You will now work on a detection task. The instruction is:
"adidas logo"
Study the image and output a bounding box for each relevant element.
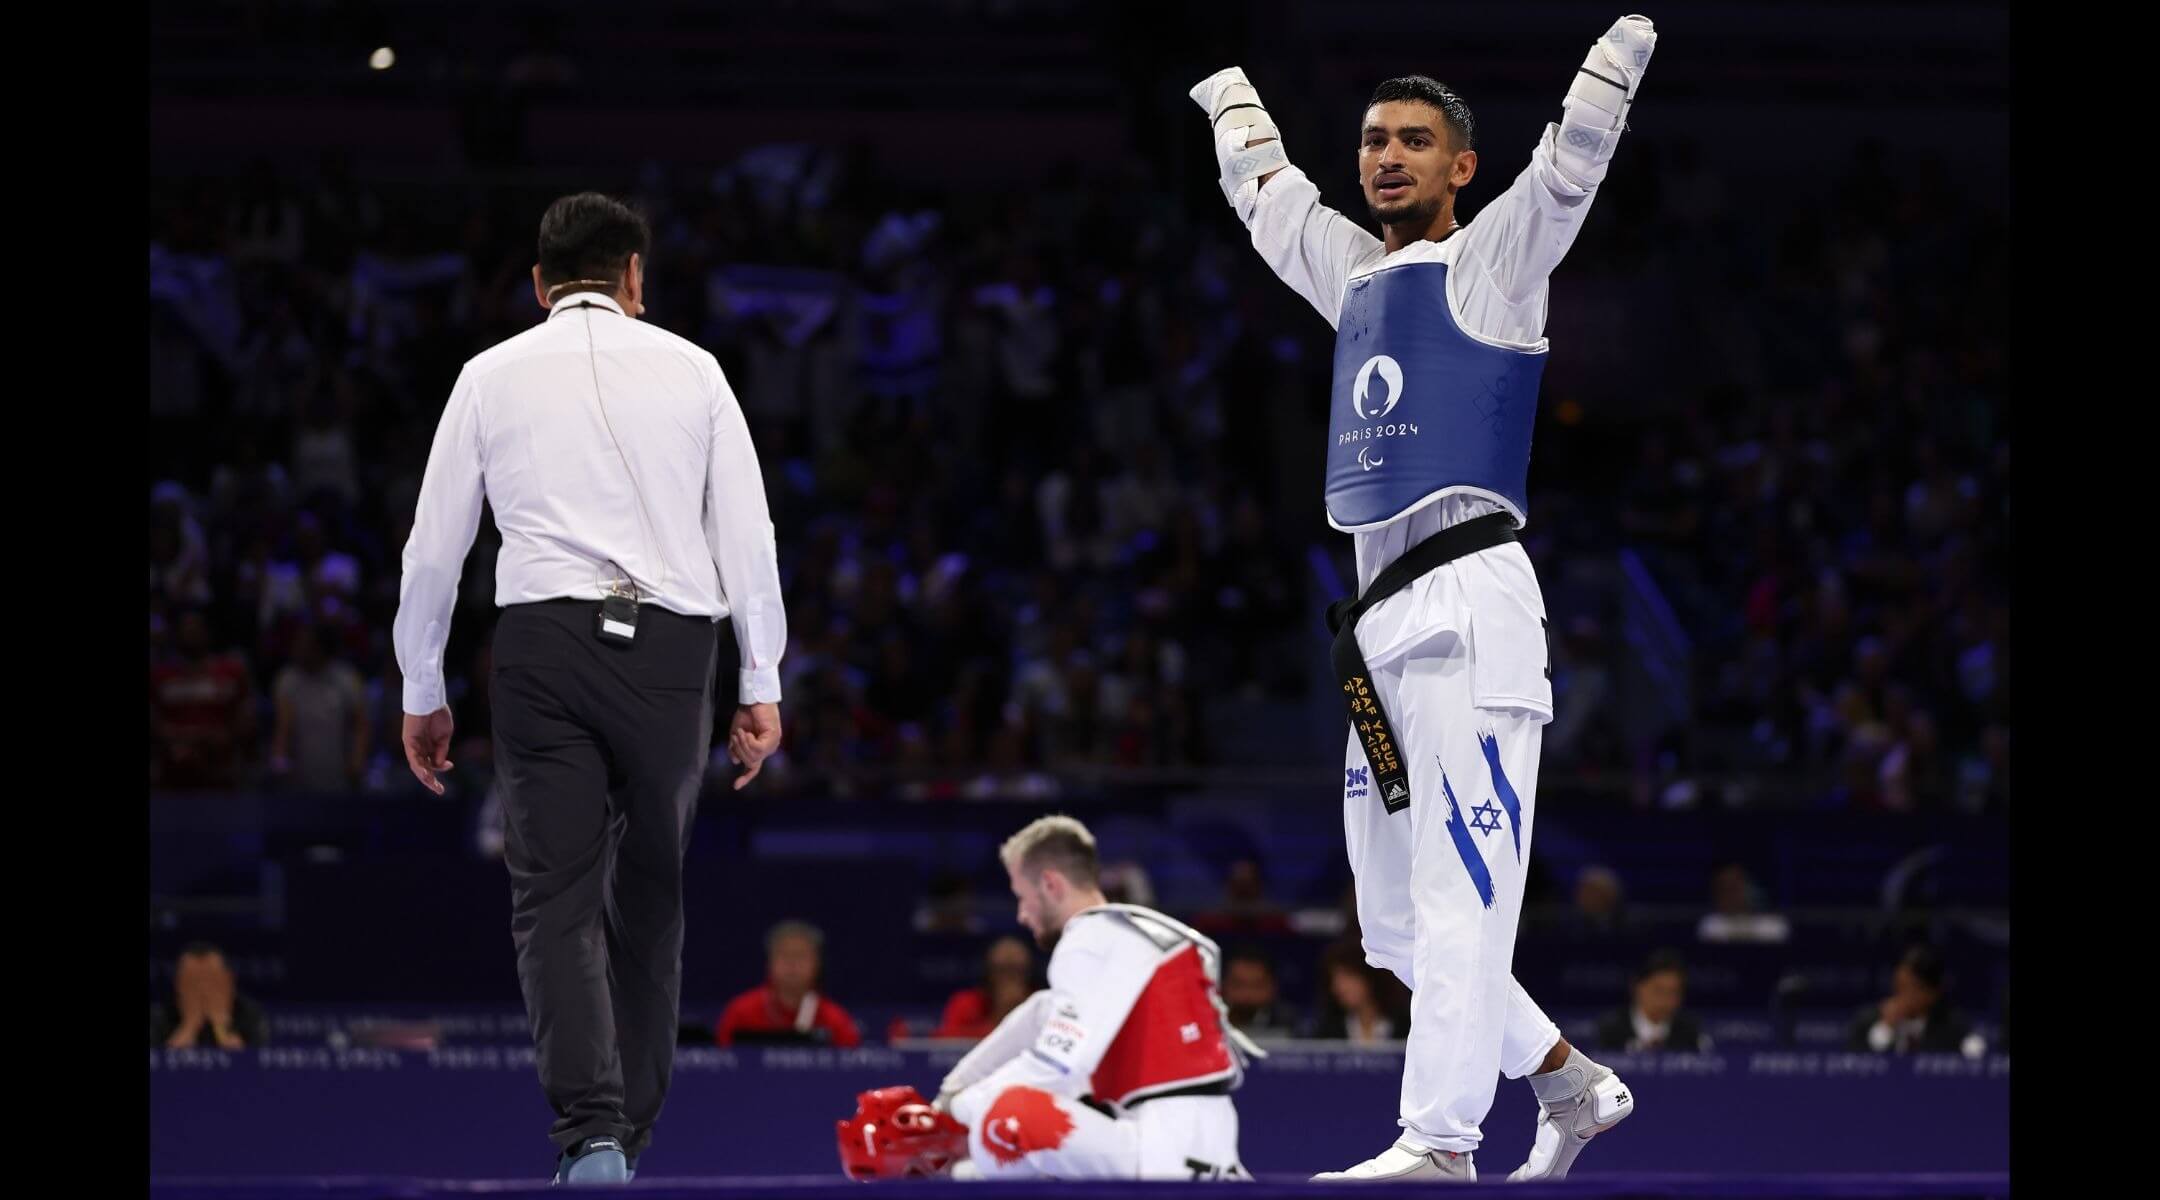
[1386,782,1408,801]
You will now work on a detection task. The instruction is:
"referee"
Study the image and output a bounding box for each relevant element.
[393,192,786,1185]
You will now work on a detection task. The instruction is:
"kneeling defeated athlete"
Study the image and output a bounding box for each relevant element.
[836,815,1262,1181]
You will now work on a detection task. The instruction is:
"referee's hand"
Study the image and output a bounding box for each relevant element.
[402,707,456,795]
[727,702,783,790]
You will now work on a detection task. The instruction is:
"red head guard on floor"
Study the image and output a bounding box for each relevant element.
[836,1085,969,1181]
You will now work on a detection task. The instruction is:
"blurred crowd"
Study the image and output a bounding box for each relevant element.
[149,126,2005,813]
[175,911,1974,1057]
[700,835,1988,1053]
[1591,140,2009,813]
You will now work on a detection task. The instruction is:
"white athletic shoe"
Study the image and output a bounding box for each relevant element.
[1506,1063,1635,1181]
[1311,1138,1475,1182]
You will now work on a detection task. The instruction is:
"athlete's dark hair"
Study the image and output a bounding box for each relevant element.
[1367,75,1476,152]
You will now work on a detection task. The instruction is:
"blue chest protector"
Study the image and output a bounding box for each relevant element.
[1324,260,1547,530]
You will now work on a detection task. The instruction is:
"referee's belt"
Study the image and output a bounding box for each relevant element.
[1324,511,1518,816]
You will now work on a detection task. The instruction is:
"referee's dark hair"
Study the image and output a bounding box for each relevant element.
[1368,75,1477,152]
[536,192,651,287]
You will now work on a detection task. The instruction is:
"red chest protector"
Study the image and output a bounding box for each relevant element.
[1075,908,1247,1108]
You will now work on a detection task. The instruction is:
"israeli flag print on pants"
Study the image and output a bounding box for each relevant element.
[1339,615,1565,1155]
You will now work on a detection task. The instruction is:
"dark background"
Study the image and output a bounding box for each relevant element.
[146,0,2010,1063]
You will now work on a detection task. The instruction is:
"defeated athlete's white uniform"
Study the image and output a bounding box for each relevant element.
[936,905,1250,1180]
[1239,132,1611,1154]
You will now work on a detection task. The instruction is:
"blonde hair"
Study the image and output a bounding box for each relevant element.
[999,814,1100,887]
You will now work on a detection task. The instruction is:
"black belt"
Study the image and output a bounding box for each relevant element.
[506,598,708,624]
[1324,512,1518,815]
[1090,1077,1237,1116]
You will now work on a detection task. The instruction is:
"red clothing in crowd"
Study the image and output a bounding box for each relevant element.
[934,987,998,1039]
[150,653,253,786]
[715,984,862,1048]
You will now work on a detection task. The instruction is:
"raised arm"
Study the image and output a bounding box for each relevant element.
[1191,66,1381,329]
[1452,15,1658,309]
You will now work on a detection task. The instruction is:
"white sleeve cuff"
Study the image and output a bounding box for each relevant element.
[739,667,782,705]
[403,678,446,716]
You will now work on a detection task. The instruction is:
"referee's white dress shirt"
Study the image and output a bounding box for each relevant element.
[393,291,786,715]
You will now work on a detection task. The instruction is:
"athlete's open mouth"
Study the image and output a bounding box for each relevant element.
[1373,173,1412,200]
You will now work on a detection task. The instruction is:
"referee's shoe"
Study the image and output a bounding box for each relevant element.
[553,1136,629,1186]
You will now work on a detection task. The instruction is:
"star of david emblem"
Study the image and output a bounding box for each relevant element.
[1469,801,1504,836]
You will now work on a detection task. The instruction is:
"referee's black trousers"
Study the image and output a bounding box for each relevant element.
[490,599,730,1161]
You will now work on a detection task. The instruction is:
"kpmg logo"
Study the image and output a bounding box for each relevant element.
[1352,354,1403,420]
[1345,765,1370,799]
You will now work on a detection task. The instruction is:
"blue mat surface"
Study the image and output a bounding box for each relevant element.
[149,1174,2012,1199]
[153,1048,2009,1180]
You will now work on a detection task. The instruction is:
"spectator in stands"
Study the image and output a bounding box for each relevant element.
[1192,858,1291,936]
[1097,860,1156,907]
[1220,947,1299,1038]
[1847,945,1976,1055]
[150,609,257,789]
[1595,950,1711,1053]
[1570,865,1629,935]
[715,920,863,1047]
[268,623,370,792]
[913,870,984,934]
[149,482,213,610]
[1313,939,1410,1044]
[151,943,269,1049]
[933,935,1035,1039]
[1697,862,1792,944]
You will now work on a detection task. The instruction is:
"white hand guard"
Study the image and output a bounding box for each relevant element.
[1554,14,1657,189]
[1190,66,1289,220]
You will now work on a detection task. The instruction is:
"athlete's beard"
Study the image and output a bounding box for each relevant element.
[1033,923,1062,955]
[1367,191,1443,229]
